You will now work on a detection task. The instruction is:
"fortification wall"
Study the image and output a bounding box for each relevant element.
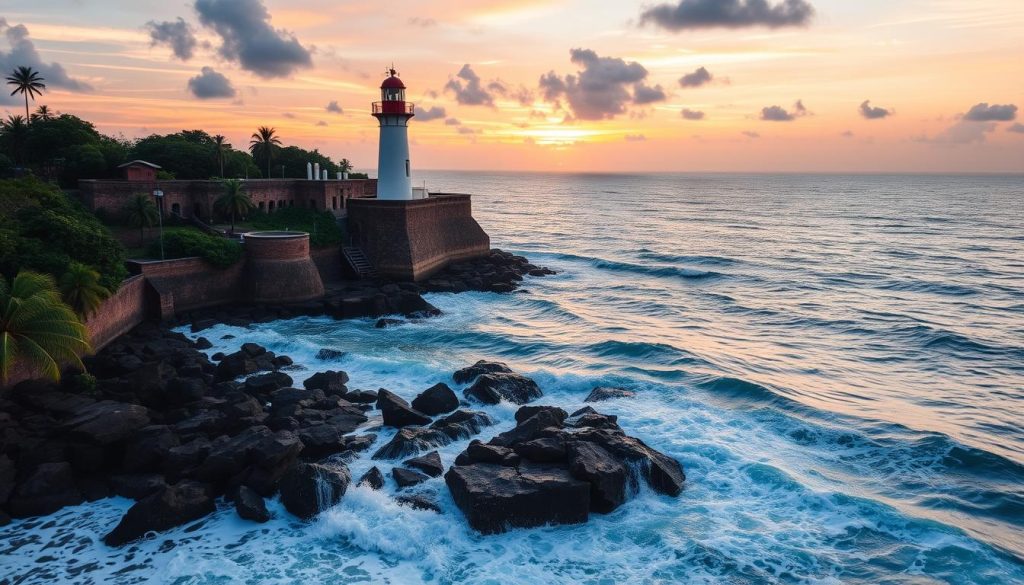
[347,194,490,281]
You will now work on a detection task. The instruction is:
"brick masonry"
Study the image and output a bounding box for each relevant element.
[79,178,377,220]
[347,194,490,281]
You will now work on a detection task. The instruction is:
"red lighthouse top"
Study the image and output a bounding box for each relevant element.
[373,68,415,116]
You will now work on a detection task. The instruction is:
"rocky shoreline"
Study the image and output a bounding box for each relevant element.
[0,250,684,543]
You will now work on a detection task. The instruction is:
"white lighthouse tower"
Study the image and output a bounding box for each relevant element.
[372,68,415,200]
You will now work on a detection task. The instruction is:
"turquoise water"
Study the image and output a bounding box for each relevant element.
[1,172,1022,584]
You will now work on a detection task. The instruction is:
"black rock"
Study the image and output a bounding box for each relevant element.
[377,389,432,428]
[60,401,150,445]
[241,343,267,357]
[430,409,494,440]
[304,371,349,395]
[571,428,685,497]
[8,462,83,518]
[194,337,213,350]
[566,441,627,513]
[584,387,636,402]
[245,372,294,398]
[489,409,565,448]
[411,383,459,416]
[103,481,215,546]
[279,461,350,520]
[297,424,348,459]
[315,348,346,361]
[514,436,567,463]
[235,485,271,523]
[569,412,620,431]
[191,319,217,333]
[457,441,519,467]
[372,427,451,460]
[404,451,444,477]
[109,474,168,500]
[375,318,403,328]
[515,405,567,425]
[0,455,15,505]
[392,467,430,488]
[452,360,513,384]
[445,462,590,534]
[344,390,378,404]
[464,373,542,405]
[395,494,440,513]
[357,466,385,490]
[569,406,597,418]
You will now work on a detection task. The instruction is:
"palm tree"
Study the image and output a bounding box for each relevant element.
[249,126,281,179]
[0,115,29,165]
[124,194,159,245]
[30,105,54,122]
[213,134,231,177]
[6,66,46,122]
[1,271,91,384]
[214,179,254,234]
[59,263,111,318]
[338,158,352,175]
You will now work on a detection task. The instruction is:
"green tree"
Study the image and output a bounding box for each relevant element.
[0,270,91,384]
[0,115,29,165]
[338,158,352,174]
[213,134,230,177]
[30,105,54,122]
[214,179,254,234]
[59,262,110,318]
[249,126,281,179]
[5,66,46,122]
[124,194,159,244]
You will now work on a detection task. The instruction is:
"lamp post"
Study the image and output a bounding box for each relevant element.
[153,189,165,261]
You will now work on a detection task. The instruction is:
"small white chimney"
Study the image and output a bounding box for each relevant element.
[306,162,312,180]
[314,162,321,181]
[322,169,328,180]
[342,171,349,180]
[336,171,342,180]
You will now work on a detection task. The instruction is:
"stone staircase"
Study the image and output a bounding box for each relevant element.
[343,247,377,279]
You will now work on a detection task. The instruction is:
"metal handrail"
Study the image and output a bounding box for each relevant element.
[372,102,415,115]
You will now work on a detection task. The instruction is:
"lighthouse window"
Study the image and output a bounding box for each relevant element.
[405,160,410,177]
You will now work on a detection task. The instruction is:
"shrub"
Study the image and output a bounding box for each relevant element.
[249,207,343,247]
[151,228,243,268]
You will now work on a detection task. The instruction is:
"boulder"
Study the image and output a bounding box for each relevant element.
[372,427,451,460]
[8,462,83,518]
[566,441,627,513]
[392,467,430,489]
[304,371,349,395]
[244,372,294,399]
[278,461,350,520]
[235,485,271,523]
[515,405,567,425]
[430,409,494,440]
[109,474,168,500]
[445,462,590,534]
[569,412,620,431]
[395,494,440,513]
[514,437,567,463]
[489,409,565,448]
[60,401,150,445]
[584,387,636,402]
[344,390,378,404]
[377,389,432,428]
[241,343,267,357]
[298,424,349,460]
[455,441,519,467]
[315,348,346,361]
[103,481,215,546]
[404,451,444,477]
[464,373,542,405]
[375,318,403,329]
[357,466,385,490]
[194,337,213,350]
[452,360,513,384]
[411,383,459,416]
[163,437,212,480]
[571,428,685,496]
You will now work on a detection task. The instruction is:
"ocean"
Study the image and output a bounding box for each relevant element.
[2,172,1022,584]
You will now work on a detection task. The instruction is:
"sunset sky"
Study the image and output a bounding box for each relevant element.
[2,0,1022,173]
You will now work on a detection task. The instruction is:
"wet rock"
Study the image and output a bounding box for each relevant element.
[103,481,215,546]
[372,427,451,460]
[445,462,590,534]
[377,389,432,428]
[344,434,377,454]
[235,485,270,523]
[430,409,494,441]
[297,424,348,459]
[395,494,440,513]
[566,441,627,513]
[357,466,385,490]
[584,387,635,402]
[8,462,83,518]
[304,371,349,395]
[514,437,567,463]
[60,401,150,445]
[375,318,402,328]
[411,383,459,416]
[515,405,568,425]
[109,473,168,500]
[452,360,513,384]
[571,428,685,497]
[194,337,213,350]
[344,390,378,404]
[404,451,444,477]
[455,441,519,467]
[569,412,620,431]
[392,467,430,488]
[464,373,542,405]
[244,372,294,399]
[278,461,350,520]
[489,409,565,448]
[315,348,345,361]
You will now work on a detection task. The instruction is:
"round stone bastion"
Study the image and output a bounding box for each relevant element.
[242,231,325,303]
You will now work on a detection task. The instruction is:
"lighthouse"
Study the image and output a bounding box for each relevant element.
[372,68,415,200]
